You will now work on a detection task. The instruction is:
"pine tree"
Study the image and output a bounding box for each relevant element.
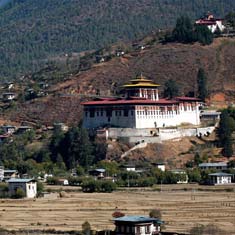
[172,16,194,43]
[163,79,179,99]
[197,68,208,102]
[217,110,235,157]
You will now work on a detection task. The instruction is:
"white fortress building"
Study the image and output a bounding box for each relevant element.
[82,75,201,131]
[195,13,225,33]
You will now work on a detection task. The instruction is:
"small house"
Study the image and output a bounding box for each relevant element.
[200,110,221,124]
[199,162,227,171]
[2,92,16,101]
[208,172,233,185]
[4,169,19,181]
[8,178,37,198]
[113,215,164,235]
[89,168,106,179]
[58,178,69,186]
[1,125,16,134]
[17,126,32,134]
[152,163,165,172]
[53,122,69,132]
[124,165,136,172]
[170,169,188,184]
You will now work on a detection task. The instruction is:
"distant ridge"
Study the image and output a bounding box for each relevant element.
[0,0,235,79]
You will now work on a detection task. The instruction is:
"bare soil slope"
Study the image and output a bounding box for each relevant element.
[8,38,235,125]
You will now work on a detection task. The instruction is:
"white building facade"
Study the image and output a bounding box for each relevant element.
[208,173,233,185]
[114,216,163,235]
[195,13,225,33]
[82,75,201,129]
[8,179,37,198]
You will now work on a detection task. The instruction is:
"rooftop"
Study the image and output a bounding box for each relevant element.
[209,172,233,176]
[7,178,35,183]
[199,162,227,167]
[113,215,163,224]
[122,74,160,88]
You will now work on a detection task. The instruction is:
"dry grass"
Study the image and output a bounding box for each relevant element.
[0,185,234,234]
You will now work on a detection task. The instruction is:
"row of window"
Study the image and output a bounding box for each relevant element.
[116,225,151,234]
[86,110,134,118]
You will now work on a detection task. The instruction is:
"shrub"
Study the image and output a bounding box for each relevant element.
[149,209,162,219]
[13,188,26,199]
[47,177,59,185]
[112,211,125,218]
[82,221,91,235]
[81,179,116,193]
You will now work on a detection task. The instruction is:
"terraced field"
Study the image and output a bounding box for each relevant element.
[0,185,234,234]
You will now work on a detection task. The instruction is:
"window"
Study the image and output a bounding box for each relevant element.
[90,109,95,117]
[124,109,128,117]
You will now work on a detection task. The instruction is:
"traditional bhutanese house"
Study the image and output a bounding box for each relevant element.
[208,172,233,185]
[7,178,37,198]
[195,13,225,33]
[113,215,164,235]
[82,75,201,129]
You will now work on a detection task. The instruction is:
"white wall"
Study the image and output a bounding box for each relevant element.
[26,182,37,198]
[135,108,200,128]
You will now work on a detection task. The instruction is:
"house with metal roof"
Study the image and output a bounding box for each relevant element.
[208,172,233,185]
[7,178,37,198]
[89,168,106,179]
[113,215,163,235]
[199,162,227,171]
[4,169,19,181]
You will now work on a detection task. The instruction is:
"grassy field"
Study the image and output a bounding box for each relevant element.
[0,185,234,234]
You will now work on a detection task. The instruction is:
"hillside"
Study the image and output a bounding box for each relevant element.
[1,0,235,78]
[5,38,235,126]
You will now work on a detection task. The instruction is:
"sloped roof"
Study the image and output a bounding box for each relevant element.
[7,178,35,183]
[113,215,163,224]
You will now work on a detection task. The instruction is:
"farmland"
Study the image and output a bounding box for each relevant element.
[0,185,234,234]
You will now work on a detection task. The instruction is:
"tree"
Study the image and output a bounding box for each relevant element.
[225,12,235,27]
[163,79,179,99]
[149,209,162,219]
[82,221,91,235]
[194,25,214,45]
[13,188,26,199]
[217,110,235,157]
[172,16,194,43]
[197,68,208,102]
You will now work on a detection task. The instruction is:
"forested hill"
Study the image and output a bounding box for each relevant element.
[1,0,235,79]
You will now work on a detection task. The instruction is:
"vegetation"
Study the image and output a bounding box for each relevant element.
[163,79,179,98]
[149,209,162,219]
[81,179,117,193]
[0,0,234,79]
[82,221,91,235]
[217,109,235,157]
[169,16,214,45]
[197,68,208,102]
[13,187,26,199]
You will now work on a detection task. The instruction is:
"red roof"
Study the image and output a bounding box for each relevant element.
[82,98,194,106]
[175,97,201,101]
